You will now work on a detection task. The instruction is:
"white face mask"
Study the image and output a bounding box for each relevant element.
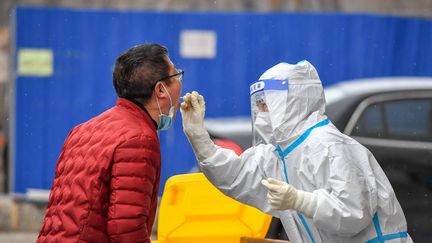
[253,111,274,145]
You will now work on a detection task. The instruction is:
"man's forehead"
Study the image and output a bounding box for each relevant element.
[165,56,176,70]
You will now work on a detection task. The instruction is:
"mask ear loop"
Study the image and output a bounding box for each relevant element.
[155,93,163,115]
[155,82,173,116]
[161,82,173,108]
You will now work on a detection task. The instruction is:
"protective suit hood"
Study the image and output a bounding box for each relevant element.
[251,60,327,148]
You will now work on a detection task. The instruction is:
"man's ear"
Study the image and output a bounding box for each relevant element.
[154,81,167,99]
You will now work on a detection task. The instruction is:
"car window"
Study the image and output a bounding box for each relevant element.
[352,98,432,141]
[351,104,384,138]
[384,99,432,141]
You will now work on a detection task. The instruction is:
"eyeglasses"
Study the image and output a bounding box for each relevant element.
[157,69,184,82]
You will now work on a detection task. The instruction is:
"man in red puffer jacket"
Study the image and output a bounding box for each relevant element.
[38,43,183,242]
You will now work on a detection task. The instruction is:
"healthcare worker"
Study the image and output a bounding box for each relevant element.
[180,61,412,243]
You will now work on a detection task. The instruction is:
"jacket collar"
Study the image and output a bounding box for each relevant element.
[116,98,158,130]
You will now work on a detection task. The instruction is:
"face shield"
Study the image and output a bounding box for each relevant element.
[250,79,288,146]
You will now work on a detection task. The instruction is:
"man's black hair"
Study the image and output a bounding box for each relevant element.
[113,43,169,104]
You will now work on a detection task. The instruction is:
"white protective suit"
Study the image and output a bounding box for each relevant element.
[181,61,412,243]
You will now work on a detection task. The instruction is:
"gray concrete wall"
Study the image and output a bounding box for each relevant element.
[0,196,45,232]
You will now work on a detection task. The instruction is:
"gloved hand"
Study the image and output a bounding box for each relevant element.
[261,178,318,218]
[180,91,216,161]
[180,91,206,136]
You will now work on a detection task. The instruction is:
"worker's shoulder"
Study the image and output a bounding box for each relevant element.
[308,124,359,147]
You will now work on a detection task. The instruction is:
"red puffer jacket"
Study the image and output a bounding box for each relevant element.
[38,98,161,243]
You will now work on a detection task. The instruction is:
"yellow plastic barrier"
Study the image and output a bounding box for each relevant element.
[154,173,272,243]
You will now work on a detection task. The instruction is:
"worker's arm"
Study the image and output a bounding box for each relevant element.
[180,91,281,215]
